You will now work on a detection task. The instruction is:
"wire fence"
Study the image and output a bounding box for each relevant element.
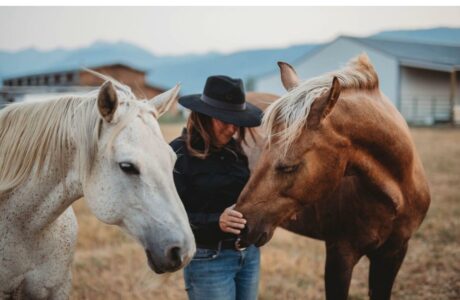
[1,89,457,126]
[400,95,452,125]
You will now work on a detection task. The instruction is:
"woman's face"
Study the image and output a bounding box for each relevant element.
[211,118,238,146]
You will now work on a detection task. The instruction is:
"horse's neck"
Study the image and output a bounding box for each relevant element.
[334,90,416,212]
[2,151,83,233]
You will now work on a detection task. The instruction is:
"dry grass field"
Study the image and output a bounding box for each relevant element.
[70,124,460,300]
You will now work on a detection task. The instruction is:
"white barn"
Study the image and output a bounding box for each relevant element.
[255,36,460,125]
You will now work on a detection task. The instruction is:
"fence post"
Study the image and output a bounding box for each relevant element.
[450,70,457,125]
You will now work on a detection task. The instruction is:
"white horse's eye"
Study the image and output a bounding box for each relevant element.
[119,162,140,175]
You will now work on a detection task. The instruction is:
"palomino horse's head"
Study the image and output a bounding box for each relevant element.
[236,56,379,247]
[84,81,195,273]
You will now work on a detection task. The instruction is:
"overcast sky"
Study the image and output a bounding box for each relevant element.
[1,6,460,55]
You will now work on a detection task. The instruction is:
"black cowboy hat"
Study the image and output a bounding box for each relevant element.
[178,75,263,127]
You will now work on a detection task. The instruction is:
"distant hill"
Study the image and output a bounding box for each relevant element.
[1,27,459,93]
[0,41,317,94]
[0,41,186,77]
[147,44,317,94]
[372,27,460,46]
[0,48,69,78]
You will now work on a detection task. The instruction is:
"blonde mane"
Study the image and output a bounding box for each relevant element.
[263,53,379,154]
[0,72,139,196]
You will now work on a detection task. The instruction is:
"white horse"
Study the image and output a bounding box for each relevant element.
[0,76,195,299]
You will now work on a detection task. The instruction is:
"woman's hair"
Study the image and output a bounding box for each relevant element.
[184,111,251,159]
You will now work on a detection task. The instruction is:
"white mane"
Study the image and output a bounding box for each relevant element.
[0,72,140,196]
[262,53,379,154]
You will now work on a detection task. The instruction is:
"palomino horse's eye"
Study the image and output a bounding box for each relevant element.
[276,164,300,174]
[119,162,140,175]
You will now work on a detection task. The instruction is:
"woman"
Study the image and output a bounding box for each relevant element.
[170,75,263,300]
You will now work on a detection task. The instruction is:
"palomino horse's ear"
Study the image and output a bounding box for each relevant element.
[278,61,299,91]
[97,81,118,123]
[326,76,341,115]
[150,84,181,118]
[307,77,341,129]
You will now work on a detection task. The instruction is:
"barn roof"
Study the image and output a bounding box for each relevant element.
[345,36,460,71]
[256,36,460,83]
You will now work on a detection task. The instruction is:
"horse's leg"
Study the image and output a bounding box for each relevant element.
[324,240,362,300]
[49,270,72,300]
[368,242,408,300]
[8,280,25,300]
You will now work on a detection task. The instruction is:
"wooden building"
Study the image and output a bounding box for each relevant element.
[1,63,166,107]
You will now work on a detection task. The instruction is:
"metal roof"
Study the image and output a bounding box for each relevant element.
[344,36,460,71]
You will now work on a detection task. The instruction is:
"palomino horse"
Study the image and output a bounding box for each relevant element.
[0,76,195,299]
[237,54,430,300]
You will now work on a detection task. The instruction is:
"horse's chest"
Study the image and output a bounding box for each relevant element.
[293,179,394,246]
[332,193,396,250]
[0,228,31,290]
[0,208,77,292]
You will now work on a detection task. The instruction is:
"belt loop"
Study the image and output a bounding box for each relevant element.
[217,240,223,252]
[234,237,247,251]
[210,241,222,259]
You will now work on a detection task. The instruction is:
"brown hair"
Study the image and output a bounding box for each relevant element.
[184,111,253,159]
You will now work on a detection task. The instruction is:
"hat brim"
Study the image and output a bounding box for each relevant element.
[178,94,263,128]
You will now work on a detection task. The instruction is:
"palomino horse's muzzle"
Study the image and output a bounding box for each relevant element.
[238,224,272,248]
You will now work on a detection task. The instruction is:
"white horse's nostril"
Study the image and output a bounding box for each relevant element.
[166,246,183,269]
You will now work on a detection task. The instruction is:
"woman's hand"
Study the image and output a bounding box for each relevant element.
[219,204,246,235]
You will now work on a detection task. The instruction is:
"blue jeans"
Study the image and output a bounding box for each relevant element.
[183,245,260,300]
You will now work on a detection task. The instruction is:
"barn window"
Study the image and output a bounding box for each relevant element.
[66,73,74,83]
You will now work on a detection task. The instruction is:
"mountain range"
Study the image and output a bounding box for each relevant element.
[1,27,459,94]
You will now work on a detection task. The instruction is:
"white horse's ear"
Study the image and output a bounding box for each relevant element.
[278,61,299,91]
[97,81,118,123]
[150,84,181,117]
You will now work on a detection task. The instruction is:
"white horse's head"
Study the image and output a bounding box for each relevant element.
[83,81,195,273]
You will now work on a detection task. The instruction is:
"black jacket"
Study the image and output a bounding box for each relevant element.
[170,132,250,245]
